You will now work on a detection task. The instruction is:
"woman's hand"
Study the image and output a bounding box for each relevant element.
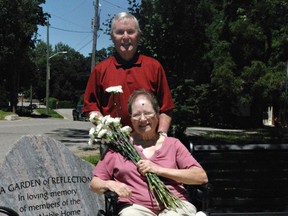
[136,160,208,185]
[107,181,132,198]
[90,177,132,198]
[137,160,160,175]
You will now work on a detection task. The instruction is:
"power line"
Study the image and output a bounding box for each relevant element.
[50,26,92,34]
[48,24,93,54]
[101,0,125,10]
[49,13,88,30]
[77,39,93,53]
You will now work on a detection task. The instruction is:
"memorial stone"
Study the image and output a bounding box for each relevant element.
[0,135,104,216]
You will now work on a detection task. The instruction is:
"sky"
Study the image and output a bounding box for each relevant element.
[37,0,140,57]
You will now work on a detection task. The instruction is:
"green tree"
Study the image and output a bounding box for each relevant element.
[33,42,110,105]
[135,0,288,128]
[136,0,214,129]
[208,0,288,127]
[33,40,51,101]
[0,0,47,112]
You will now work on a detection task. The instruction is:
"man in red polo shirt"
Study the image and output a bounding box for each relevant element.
[83,12,174,133]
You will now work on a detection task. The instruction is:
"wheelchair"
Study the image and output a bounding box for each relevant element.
[97,191,119,216]
[0,206,19,216]
[97,181,209,216]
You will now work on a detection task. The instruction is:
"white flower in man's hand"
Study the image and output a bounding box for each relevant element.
[105,86,123,117]
[105,85,123,94]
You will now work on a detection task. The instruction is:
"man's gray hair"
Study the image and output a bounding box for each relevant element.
[110,12,142,35]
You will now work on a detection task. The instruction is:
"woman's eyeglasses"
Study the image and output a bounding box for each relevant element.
[131,112,155,120]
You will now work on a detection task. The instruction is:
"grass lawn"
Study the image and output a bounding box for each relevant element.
[0,108,64,119]
[36,108,64,119]
[0,110,14,120]
[82,154,101,165]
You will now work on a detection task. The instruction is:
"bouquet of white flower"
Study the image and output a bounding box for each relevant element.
[88,113,185,210]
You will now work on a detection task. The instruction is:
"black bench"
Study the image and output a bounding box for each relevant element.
[189,142,288,215]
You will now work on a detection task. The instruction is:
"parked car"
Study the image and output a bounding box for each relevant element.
[28,103,37,109]
[72,105,88,121]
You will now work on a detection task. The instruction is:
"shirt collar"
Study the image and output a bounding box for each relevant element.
[113,52,142,69]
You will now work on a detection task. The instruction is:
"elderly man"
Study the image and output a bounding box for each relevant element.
[83,12,174,134]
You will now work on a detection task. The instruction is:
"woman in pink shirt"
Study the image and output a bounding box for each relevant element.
[90,89,208,216]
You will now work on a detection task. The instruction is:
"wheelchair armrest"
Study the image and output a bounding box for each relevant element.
[103,191,119,216]
[187,182,211,211]
[104,190,119,200]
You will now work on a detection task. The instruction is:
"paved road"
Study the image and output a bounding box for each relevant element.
[0,109,97,165]
[55,108,75,120]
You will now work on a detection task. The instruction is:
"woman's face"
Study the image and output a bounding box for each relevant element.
[130,95,158,136]
[111,18,139,61]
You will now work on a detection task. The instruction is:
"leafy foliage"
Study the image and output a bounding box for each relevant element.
[0,0,47,111]
[134,0,288,129]
[33,41,111,106]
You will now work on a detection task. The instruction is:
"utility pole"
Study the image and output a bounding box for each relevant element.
[91,0,99,72]
[46,18,50,115]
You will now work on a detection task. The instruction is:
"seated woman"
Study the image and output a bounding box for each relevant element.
[90,89,208,216]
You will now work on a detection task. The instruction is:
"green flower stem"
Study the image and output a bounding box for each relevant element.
[146,172,184,209]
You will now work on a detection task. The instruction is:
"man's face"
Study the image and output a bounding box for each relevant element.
[111,18,139,61]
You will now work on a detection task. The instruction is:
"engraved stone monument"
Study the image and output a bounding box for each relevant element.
[0,135,104,215]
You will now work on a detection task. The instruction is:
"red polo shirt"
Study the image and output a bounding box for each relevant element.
[83,54,174,128]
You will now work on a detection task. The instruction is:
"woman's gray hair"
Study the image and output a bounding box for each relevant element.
[110,12,142,35]
[128,89,160,115]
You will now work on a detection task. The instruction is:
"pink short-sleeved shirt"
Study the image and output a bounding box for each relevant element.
[92,137,202,213]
